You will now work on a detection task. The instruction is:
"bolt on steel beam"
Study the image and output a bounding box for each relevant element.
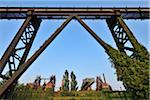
[0,15,73,97]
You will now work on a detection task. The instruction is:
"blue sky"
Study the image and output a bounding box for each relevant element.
[0,0,149,7]
[0,0,149,91]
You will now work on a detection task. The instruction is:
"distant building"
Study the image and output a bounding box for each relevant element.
[26,75,56,91]
[96,74,112,91]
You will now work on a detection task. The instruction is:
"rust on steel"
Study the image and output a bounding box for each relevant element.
[75,15,111,51]
[0,7,150,19]
[0,7,149,97]
[0,13,41,76]
[0,16,32,74]
[0,16,73,97]
[106,16,143,55]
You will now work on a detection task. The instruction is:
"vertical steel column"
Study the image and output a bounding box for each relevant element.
[0,14,41,80]
[0,16,73,97]
[106,16,148,59]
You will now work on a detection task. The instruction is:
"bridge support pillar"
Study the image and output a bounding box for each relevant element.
[0,16,73,97]
[0,13,41,98]
[106,16,148,59]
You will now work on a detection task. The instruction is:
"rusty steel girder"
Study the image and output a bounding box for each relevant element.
[0,7,150,19]
[0,12,41,97]
[0,15,73,97]
[0,14,41,79]
[75,15,111,51]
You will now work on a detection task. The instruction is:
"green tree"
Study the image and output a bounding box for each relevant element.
[70,71,78,91]
[62,70,69,91]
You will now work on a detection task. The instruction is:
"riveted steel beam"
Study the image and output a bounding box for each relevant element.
[0,7,149,19]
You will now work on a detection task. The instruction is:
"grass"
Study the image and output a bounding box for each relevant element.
[4,86,134,100]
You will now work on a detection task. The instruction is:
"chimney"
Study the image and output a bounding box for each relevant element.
[103,73,106,83]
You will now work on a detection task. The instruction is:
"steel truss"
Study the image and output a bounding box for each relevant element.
[106,16,147,58]
[0,7,149,97]
[0,15,73,97]
[0,15,113,96]
[0,12,41,97]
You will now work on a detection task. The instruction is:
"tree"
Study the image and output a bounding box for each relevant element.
[62,70,69,91]
[70,71,78,91]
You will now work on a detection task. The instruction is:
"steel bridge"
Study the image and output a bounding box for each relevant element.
[0,7,149,98]
[0,7,149,19]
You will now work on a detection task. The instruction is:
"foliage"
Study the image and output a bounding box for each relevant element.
[0,80,4,87]
[106,45,149,99]
[62,70,69,91]
[60,91,76,96]
[5,85,134,99]
[70,71,78,91]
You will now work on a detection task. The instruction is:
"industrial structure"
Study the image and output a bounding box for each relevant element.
[81,73,112,91]
[26,75,56,91]
[81,78,95,91]
[0,7,149,98]
[96,74,112,91]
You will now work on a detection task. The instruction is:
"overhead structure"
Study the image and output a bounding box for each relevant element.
[0,7,149,19]
[0,7,149,98]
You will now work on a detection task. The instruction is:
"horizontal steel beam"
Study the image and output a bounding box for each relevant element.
[0,7,149,19]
